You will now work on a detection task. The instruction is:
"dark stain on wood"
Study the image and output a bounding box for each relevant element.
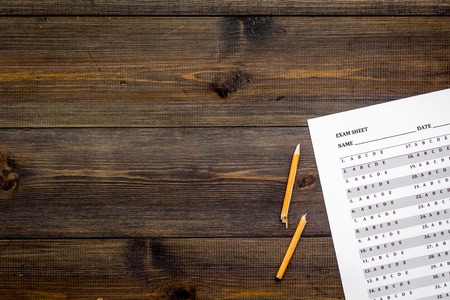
[219,16,279,58]
[220,17,241,58]
[211,70,253,98]
[151,239,184,276]
[125,238,149,282]
[240,16,275,43]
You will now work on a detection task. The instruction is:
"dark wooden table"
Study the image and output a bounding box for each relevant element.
[1,1,449,299]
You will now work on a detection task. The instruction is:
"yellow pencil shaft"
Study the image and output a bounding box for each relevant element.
[276,215,307,280]
[281,152,300,221]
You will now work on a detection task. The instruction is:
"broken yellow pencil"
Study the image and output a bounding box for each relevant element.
[276,214,307,280]
[281,143,300,228]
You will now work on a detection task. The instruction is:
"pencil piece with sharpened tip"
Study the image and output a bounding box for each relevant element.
[276,214,307,280]
[281,143,300,228]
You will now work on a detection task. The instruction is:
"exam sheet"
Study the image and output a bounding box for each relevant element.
[308,89,450,300]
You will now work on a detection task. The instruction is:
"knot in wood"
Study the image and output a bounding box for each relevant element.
[175,289,190,299]
[1,173,19,191]
[297,174,316,189]
[211,70,253,99]
[172,287,196,300]
[1,152,19,192]
[0,152,15,171]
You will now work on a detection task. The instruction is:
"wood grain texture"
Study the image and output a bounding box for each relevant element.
[0,0,449,16]
[1,17,449,127]
[0,238,344,299]
[1,4,448,298]
[0,127,325,238]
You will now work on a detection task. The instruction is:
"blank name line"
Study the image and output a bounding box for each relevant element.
[354,131,416,146]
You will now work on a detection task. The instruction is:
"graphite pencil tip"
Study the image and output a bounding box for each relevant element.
[294,143,300,155]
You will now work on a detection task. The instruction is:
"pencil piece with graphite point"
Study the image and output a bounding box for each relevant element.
[281,143,300,228]
[276,214,307,280]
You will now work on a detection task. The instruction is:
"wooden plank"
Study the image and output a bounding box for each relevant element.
[0,238,344,299]
[0,127,329,238]
[1,16,449,127]
[0,0,449,16]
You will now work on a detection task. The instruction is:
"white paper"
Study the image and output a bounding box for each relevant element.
[308,89,450,300]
